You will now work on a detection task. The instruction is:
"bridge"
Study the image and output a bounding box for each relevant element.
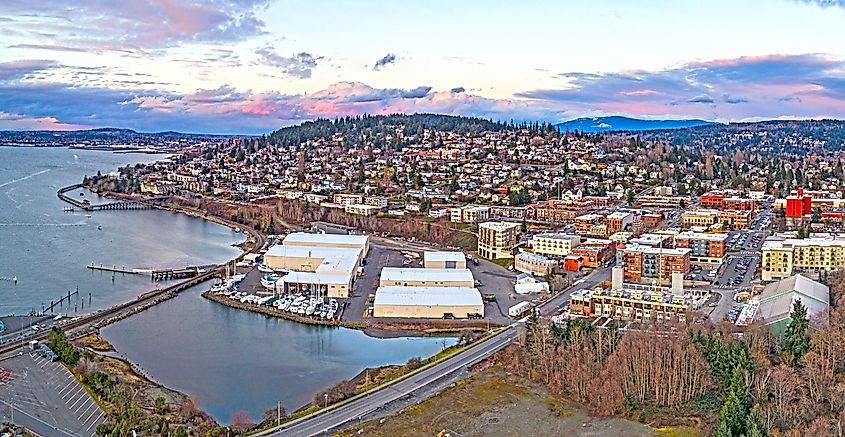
[57,184,168,212]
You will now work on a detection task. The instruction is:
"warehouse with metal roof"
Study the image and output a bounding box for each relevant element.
[373,286,484,318]
[379,268,474,288]
[752,274,830,334]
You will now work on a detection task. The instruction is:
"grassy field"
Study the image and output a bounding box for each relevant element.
[334,367,668,437]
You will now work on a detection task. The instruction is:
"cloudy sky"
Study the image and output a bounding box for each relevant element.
[1,0,844,134]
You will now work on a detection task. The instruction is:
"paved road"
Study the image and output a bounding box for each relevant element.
[257,324,522,437]
[0,353,105,436]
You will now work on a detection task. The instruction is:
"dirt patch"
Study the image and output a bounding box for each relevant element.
[336,368,657,437]
[76,333,116,352]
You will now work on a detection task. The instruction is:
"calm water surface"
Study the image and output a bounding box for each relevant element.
[1,146,454,424]
[0,146,244,315]
[101,282,454,423]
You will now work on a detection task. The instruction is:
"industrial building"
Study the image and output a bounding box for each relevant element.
[373,286,484,319]
[282,232,369,257]
[379,268,474,288]
[423,251,466,269]
[263,233,369,298]
[736,274,829,333]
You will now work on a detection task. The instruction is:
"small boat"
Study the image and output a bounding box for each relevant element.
[97,225,102,230]
[258,264,274,274]
[260,274,280,289]
[86,214,92,218]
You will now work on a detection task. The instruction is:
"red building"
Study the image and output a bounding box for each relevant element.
[785,188,812,218]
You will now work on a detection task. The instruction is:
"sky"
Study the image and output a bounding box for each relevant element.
[0,0,844,134]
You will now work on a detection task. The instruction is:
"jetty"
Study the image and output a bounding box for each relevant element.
[57,184,168,212]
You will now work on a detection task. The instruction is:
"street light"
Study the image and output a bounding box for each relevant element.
[324,393,328,408]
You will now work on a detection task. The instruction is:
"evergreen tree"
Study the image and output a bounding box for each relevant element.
[747,409,769,437]
[781,299,810,359]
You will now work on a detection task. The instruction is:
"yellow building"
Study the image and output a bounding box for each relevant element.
[530,233,581,257]
[477,221,520,260]
[762,237,845,281]
[681,209,719,228]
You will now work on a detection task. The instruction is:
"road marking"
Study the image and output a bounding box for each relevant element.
[58,379,75,395]
[68,390,88,410]
[75,397,94,414]
[85,412,103,432]
[79,400,98,418]
[63,385,83,401]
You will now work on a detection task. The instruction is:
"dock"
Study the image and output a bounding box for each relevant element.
[87,263,140,274]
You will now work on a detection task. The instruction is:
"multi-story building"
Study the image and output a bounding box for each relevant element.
[606,211,634,234]
[620,244,690,284]
[525,200,591,224]
[700,191,756,212]
[333,193,364,206]
[345,204,381,216]
[785,188,812,219]
[570,238,615,268]
[575,213,603,237]
[450,205,490,224]
[719,210,752,230]
[569,268,689,323]
[681,209,719,228]
[762,236,845,281]
[364,196,388,208]
[477,221,520,260]
[530,233,581,257]
[514,252,557,276]
[673,231,727,265]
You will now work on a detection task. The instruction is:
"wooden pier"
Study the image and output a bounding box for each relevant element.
[152,267,200,281]
[87,263,140,274]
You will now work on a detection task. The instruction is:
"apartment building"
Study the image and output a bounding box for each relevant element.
[477,221,520,260]
[451,205,490,224]
[673,231,727,265]
[681,209,719,228]
[530,233,582,257]
[606,211,634,234]
[719,210,752,230]
[514,252,557,276]
[620,244,690,284]
[333,193,364,206]
[569,271,689,323]
[525,200,591,224]
[575,213,604,237]
[762,236,845,281]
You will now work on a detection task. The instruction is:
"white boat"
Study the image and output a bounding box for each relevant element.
[258,265,274,274]
[231,273,247,283]
[260,274,280,289]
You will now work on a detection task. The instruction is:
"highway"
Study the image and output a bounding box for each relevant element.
[258,324,522,437]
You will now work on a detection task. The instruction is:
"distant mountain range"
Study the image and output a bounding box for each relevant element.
[555,116,719,133]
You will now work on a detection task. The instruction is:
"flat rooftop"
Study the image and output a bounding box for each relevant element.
[380,267,474,283]
[374,286,482,307]
[283,232,369,247]
[423,251,465,263]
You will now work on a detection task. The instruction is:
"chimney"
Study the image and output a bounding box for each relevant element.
[611,266,623,290]
[671,272,684,294]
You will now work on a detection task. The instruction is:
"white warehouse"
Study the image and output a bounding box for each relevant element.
[373,286,484,318]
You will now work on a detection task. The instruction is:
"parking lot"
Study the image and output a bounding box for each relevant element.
[343,241,521,326]
[0,352,105,436]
